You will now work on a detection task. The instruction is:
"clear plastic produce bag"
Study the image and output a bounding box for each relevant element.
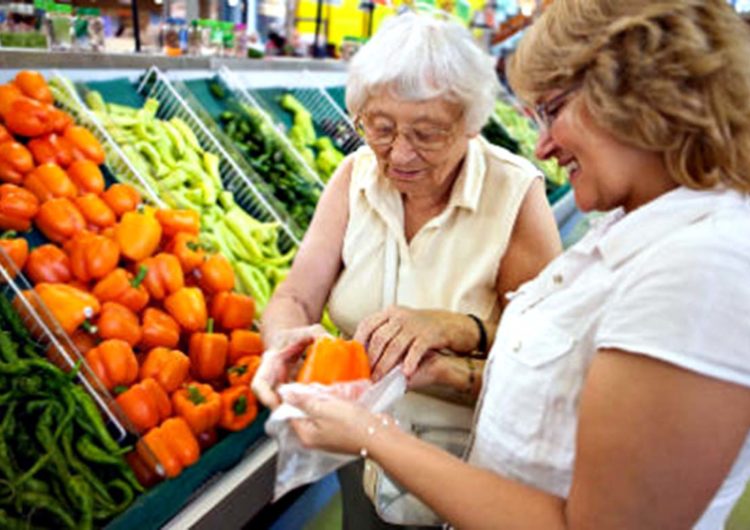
[265,368,407,499]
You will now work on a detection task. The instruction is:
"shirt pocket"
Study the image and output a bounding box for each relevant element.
[491,307,576,457]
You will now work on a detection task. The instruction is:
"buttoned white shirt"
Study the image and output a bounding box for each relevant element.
[468,186,750,529]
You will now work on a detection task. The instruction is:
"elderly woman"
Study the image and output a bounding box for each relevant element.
[252,12,561,529]
[285,1,750,529]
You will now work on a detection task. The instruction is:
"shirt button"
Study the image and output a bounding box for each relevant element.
[512,341,522,352]
[552,273,564,285]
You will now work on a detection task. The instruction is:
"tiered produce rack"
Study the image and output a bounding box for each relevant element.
[0,52,577,529]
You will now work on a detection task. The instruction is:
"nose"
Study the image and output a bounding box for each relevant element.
[534,128,556,161]
[388,133,419,164]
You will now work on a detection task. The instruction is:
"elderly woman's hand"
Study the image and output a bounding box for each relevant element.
[354,306,466,381]
[251,324,328,409]
[286,392,378,455]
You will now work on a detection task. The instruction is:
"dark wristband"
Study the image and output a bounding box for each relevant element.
[467,313,487,354]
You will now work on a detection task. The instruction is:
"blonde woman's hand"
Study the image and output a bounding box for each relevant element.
[355,306,457,381]
[285,392,376,455]
[251,324,328,409]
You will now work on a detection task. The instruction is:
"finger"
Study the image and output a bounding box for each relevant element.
[372,333,415,381]
[277,336,317,361]
[354,310,392,349]
[402,339,431,377]
[367,320,401,368]
[252,378,281,409]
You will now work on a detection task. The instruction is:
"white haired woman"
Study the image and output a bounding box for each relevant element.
[252,12,562,528]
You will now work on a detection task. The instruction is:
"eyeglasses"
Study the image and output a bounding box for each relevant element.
[354,113,461,153]
[531,85,579,131]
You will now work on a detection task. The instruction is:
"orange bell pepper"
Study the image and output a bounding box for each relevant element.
[24,244,71,284]
[164,287,207,332]
[45,328,98,371]
[92,266,150,313]
[211,291,255,331]
[14,70,53,103]
[63,125,105,165]
[115,210,162,261]
[0,141,35,185]
[97,302,142,347]
[35,197,86,244]
[0,84,23,117]
[140,308,180,350]
[139,252,184,300]
[27,133,76,168]
[0,124,10,144]
[0,232,28,278]
[172,383,223,434]
[169,232,205,273]
[67,159,105,195]
[4,97,56,138]
[75,193,116,230]
[84,338,138,391]
[228,330,264,365]
[34,282,101,335]
[66,232,112,279]
[227,355,262,387]
[189,318,228,381]
[67,232,120,282]
[0,184,38,232]
[48,107,74,135]
[296,337,371,385]
[139,346,190,393]
[116,377,172,434]
[218,386,258,431]
[102,183,141,218]
[197,254,235,294]
[24,162,78,202]
[155,208,200,237]
[137,417,200,479]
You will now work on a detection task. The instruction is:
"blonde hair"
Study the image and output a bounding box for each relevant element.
[508,0,750,192]
[346,13,500,133]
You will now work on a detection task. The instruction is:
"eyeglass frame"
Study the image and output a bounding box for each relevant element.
[353,111,465,153]
[530,85,580,131]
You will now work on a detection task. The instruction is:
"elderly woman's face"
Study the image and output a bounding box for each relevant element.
[359,92,470,196]
[534,90,672,213]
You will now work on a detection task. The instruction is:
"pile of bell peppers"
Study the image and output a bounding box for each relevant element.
[47,77,293,312]
[0,72,268,489]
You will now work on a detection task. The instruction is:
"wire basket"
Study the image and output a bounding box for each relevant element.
[136,66,302,251]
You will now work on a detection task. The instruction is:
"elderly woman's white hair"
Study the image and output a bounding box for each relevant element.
[345,13,500,133]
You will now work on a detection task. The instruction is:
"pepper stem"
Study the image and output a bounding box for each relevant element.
[206,318,214,334]
[132,265,148,287]
[233,395,248,415]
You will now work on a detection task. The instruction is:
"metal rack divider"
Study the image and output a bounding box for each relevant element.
[290,71,363,155]
[136,66,301,251]
[0,250,133,444]
[242,76,364,156]
[50,71,166,209]
[218,66,325,188]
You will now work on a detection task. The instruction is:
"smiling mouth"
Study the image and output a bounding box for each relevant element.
[561,159,580,181]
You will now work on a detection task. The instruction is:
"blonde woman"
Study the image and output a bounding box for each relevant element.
[286,1,750,528]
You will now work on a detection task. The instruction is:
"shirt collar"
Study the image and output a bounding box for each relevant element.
[593,186,740,269]
[355,138,487,240]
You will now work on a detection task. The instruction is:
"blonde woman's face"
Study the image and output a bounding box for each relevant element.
[360,92,471,198]
[535,92,672,213]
